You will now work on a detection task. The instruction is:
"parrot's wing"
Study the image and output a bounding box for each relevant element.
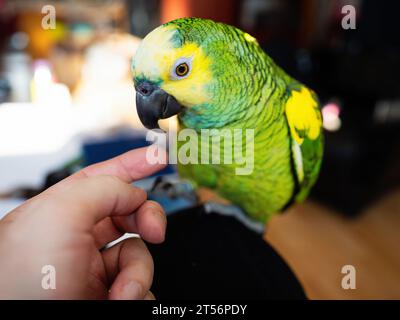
[284,85,324,202]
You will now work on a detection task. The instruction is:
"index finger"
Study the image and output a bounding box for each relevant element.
[48,146,167,193]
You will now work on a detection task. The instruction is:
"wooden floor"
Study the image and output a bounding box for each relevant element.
[264,188,400,299]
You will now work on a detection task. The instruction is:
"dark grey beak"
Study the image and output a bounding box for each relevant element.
[135,81,182,129]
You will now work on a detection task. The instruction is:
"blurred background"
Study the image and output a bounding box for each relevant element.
[0,0,399,299]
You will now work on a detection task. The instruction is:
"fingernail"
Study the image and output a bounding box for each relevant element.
[121,281,142,300]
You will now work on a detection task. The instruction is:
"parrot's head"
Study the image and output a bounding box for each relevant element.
[132,17,268,130]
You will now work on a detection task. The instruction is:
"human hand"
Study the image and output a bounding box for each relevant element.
[0,147,167,299]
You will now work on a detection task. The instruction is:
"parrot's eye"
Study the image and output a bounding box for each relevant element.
[176,63,189,77]
[171,57,192,80]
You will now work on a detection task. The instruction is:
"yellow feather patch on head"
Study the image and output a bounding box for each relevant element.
[132,25,212,107]
[285,87,322,145]
[161,42,212,107]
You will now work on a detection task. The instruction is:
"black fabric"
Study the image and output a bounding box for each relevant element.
[147,206,307,299]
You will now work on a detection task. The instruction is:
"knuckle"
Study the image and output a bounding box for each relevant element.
[93,174,123,186]
[131,186,147,201]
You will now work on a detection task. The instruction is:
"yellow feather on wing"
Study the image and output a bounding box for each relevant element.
[285,87,322,145]
[285,86,322,185]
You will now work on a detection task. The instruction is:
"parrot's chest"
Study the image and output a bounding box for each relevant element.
[176,118,295,219]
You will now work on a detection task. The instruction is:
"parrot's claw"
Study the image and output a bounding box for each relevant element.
[203,202,265,234]
[150,175,198,202]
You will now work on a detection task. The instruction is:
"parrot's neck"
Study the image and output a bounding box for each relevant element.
[178,46,294,132]
[179,78,289,132]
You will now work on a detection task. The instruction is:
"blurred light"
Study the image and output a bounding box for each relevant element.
[33,61,52,84]
[10,32,29,51]
[322,102,342,132]
[31,60,71,107]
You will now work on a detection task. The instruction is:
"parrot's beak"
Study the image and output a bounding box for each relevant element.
[135,81,182,129]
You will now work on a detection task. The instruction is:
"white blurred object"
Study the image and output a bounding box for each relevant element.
[31,60,72,108]
[103,233,140,250]
[0,103,78,156]
[0,102,82,192]
[82,42,129,83]
[0,106,81,193]
[2,52,32,102]
[73,33,143,129]
[322,102,342,132]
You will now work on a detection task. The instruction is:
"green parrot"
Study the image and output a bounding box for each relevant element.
[132,17,323,224]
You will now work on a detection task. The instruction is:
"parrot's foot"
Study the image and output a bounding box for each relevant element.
[203,202,265,234]
[150,175,197,202]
